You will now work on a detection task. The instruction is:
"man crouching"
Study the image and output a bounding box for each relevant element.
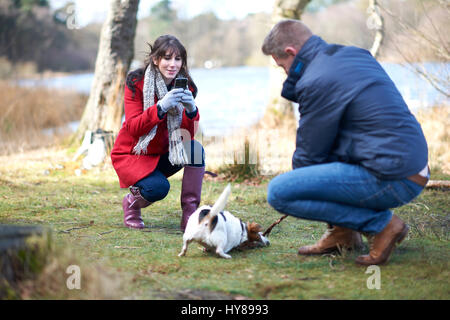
[262,20,429,266]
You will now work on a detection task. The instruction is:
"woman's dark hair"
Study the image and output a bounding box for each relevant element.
[126,35,197,97]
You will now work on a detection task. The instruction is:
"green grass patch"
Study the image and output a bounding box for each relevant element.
[0,154,449,299]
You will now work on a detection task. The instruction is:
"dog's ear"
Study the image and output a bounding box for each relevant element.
[198,208,211,223]
[247,222,262,233]
[247,222,263,241]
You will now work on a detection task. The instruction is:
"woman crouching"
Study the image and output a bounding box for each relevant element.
[111,35,205,231]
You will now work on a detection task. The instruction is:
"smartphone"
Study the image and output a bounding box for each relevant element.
[174,77,188,89]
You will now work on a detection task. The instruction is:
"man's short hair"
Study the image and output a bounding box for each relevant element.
[262,19,313,58]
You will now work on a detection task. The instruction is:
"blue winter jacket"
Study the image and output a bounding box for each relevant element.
[282,35,428,180]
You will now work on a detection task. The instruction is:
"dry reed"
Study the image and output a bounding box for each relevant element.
[416,105,450,174]
[0,81,87,155]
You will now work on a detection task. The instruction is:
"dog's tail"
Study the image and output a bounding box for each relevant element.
[209,184,231,218]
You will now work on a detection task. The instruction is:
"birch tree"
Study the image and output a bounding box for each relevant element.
[75,0,140,141]
[267,0,312,115]
[367,0,384,59]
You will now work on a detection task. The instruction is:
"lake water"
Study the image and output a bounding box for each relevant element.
[19,64,449,136]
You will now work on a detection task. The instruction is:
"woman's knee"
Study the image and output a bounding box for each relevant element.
[137,174,170,202]
[142,180,170,202]
[154,179,171,200]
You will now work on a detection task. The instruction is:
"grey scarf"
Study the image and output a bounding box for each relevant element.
[132,64,189,166]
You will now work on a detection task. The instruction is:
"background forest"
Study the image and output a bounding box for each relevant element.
[1,0,448,77]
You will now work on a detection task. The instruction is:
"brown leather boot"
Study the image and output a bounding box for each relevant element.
[355,215,409,266]
[298,225,363,255]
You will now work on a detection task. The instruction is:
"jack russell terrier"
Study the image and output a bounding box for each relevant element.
[178,184,270,259]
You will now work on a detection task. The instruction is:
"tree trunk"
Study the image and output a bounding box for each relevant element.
[267,0,312,115]
[426,180,450,189]
[75,0,140,142]
[368,0,384,59]
[0,225,50,298]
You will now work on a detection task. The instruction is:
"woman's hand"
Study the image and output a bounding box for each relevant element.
[157,88,184,113]
[181,89,197,113]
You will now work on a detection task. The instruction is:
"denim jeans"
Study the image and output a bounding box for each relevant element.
[267,162,424,234]
[135,140,205,202]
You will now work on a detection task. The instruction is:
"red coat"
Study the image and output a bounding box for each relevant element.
[111,78,199,188]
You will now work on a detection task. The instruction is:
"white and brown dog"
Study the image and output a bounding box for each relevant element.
[178,184,270,259]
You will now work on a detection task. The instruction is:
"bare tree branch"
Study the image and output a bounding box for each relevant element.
[392,40,449,98]
[378,2,450,61]
[420,0,449,54]
[378,0,449,98]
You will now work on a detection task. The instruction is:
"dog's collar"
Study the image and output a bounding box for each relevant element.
[240,220,247,242]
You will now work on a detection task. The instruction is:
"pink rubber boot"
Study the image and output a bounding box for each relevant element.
[123,186,151,229]
[180,166,205,232]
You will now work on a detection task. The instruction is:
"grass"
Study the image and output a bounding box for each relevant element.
[0,88,448,299]
[0,147,449,300]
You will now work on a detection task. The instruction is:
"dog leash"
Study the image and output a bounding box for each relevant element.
[263,214,288,237]
[205,170,217,177]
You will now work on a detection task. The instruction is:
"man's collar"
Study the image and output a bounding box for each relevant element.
[296,35,325,63]
[281,35,326,101]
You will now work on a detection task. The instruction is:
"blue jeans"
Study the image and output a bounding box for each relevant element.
[267,162,424,234]
[135,140,205,202]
